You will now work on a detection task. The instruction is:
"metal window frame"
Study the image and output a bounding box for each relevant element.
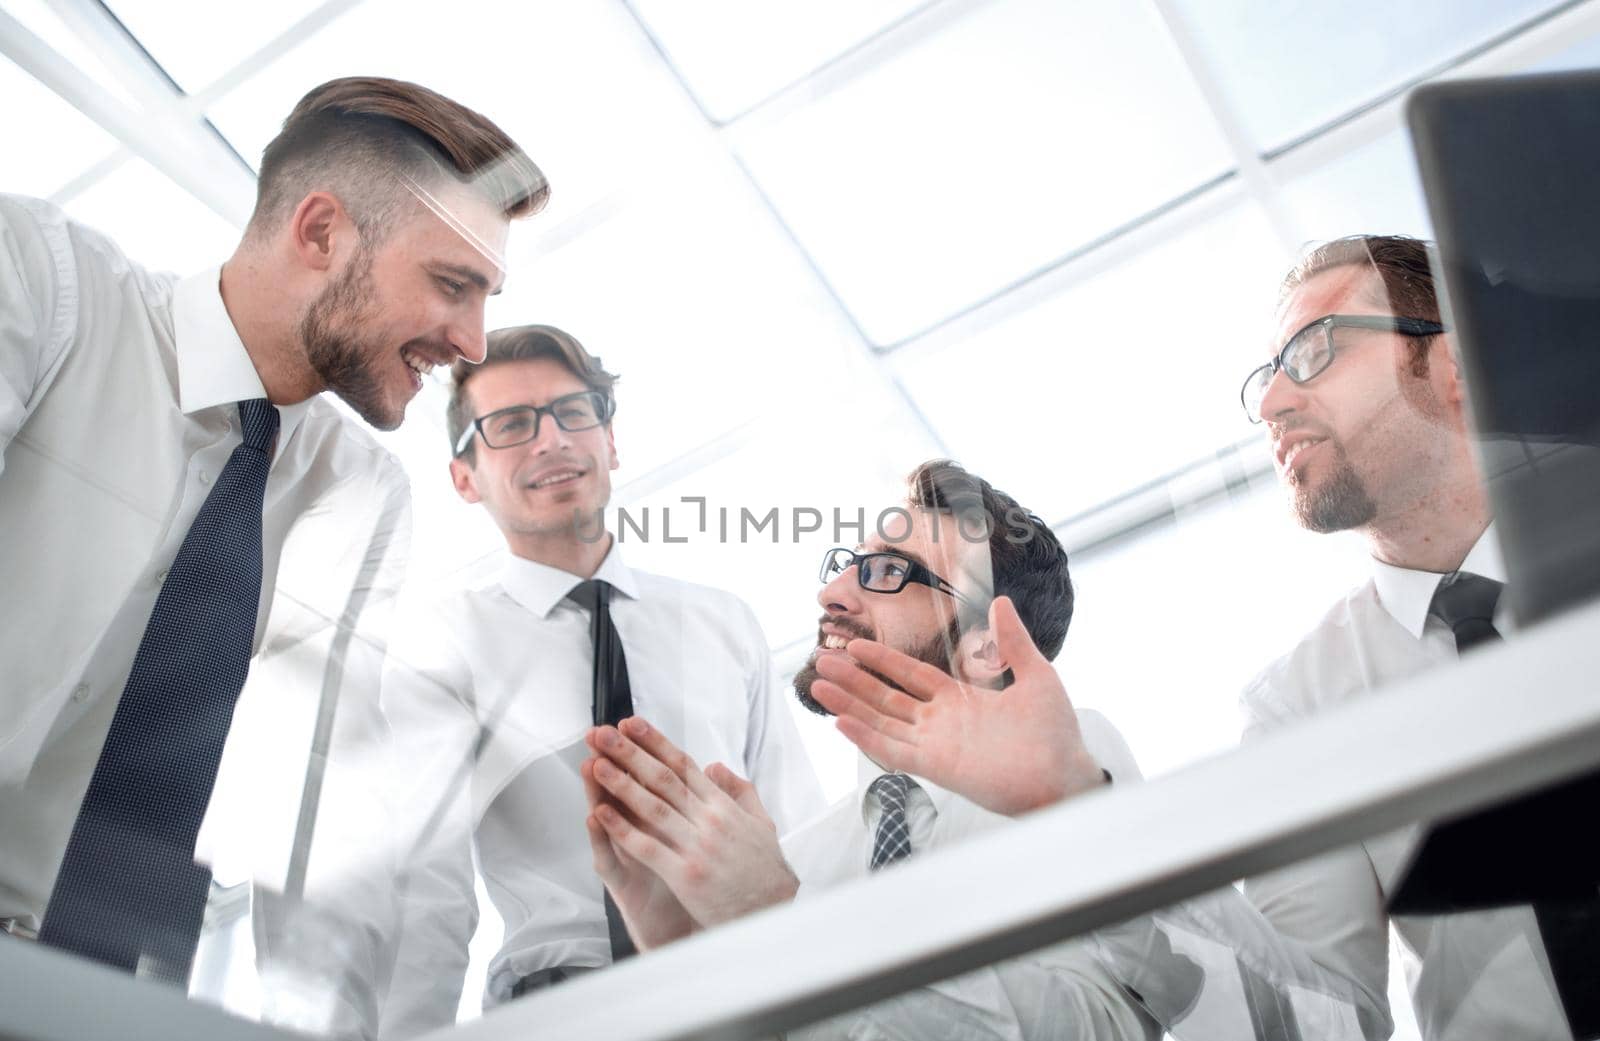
[4,596,1598,1041]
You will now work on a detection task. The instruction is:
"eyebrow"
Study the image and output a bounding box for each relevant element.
[858,544,932,571]
[436,262,504,296]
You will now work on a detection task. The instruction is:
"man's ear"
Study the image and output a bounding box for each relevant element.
[288,191,354,273]
[1430,334,1468,410]
[449,456,482,504]
[605,422,619,471]
[952,625,1008,688]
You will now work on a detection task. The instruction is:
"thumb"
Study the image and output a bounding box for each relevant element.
[989,595,1047,677]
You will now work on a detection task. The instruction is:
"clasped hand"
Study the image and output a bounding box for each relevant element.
[581,717,797,951]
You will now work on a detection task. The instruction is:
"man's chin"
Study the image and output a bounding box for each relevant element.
[791,666,831,717]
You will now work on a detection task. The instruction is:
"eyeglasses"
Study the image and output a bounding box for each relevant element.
[819,547,980,609]
[453,390,614,456]
[1240,314,1444,423]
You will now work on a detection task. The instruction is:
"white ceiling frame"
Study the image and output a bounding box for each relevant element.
[0,5,252,226]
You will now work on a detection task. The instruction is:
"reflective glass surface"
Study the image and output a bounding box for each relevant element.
[6,6,1600,1041]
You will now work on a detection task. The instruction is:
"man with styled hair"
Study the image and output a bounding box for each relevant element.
[580,460,1155,1041]
[375,324,822,1036]
[0,75,544,999]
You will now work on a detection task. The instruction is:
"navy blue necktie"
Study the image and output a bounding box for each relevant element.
[40,399,278,985]
[567,578,637,961]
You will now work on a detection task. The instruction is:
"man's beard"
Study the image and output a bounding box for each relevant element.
[300,249,398,430]
[1291,436,1377,533]
[793,615,963,717]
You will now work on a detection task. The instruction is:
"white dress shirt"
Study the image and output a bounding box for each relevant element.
[1241,524,1572,1041]
[376,546,824,1039]
[780,710,1158,1041]
[1100,525,1570,1041]
[0,195,411,945]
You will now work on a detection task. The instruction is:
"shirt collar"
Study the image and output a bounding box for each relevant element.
[853,750,959,824]
[499,540,641,620]
[1371,522,1507,639]
[173,266,310,447]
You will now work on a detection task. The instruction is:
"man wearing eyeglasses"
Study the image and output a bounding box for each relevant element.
[579,460,1156,1041]
[374,324,822,1037]
[820,237,1572,1040]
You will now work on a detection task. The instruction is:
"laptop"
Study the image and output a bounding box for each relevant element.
[1391,67,1600,1033]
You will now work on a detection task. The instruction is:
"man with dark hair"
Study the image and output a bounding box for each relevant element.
[0,74,544,999]
[375,324,821,1037]
[828,236,1575,1040]
[579,461,1154,1040]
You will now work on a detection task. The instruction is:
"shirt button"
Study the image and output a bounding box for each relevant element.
[198,471,212,486]
[154,567,170,586]
[71,684,89,703]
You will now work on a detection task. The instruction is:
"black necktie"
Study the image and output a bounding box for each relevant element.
[1417,571,1600,1038]
[567,578,637,961]
[40,399,279,985]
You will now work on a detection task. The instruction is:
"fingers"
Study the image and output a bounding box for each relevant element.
[813,653,922,723]
[593,802,686,881]
[808,678,921,746]
[834,716,922,777]
[840,638,957,703]
[590,756,696,851]
[618,717,722,802]
[705,763,769,822]
[586,724,695,811]
[586,811,624,880]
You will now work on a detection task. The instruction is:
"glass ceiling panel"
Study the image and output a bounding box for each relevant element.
[893,198,1287,526]
[102,0,330,95]
[204,0,699,228]
[734,0,1234,348]
[3,0,139,106]
[1278,130,1434,244]
[628,0,926,123]
[1167,0,1570,153]
[60,155,241,276]
[0,54,121,198]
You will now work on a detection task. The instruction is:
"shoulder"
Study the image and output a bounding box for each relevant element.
[292,398,411,500]
[632,570,765,633]
[1239,580,1382,732]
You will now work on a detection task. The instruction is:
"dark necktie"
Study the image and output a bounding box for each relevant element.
[40,399,279,985]
[1421,571,1599,1038]
[567,578,637,961]
[869,773,916,871]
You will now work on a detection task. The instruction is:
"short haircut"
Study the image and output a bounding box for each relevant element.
[447,324,620,464]
[247,76,548,244]
[906,459,1074,671]
[1281,235,1442,376]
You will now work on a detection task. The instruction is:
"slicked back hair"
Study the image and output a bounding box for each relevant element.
[448,325,620,465]
[906,459,1074,679]
[1281,235,1442,376]
[247,76,548,246]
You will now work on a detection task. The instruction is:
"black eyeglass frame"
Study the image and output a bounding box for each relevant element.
[1241,313,1445,424]
[453,390,616,456]
[819,547,982,610]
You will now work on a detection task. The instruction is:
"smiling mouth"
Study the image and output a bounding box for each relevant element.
[1282,437,1327,470]
[526,469,585,490]
[401,346,439,382]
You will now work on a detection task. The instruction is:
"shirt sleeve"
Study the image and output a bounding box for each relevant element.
[736,597,826,833]
[1089,679,1392,1041]
[373,600,483,1040]
[0,195,79,478]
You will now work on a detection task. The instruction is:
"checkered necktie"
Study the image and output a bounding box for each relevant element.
[40,399,278,985]
[869,773,917,871]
